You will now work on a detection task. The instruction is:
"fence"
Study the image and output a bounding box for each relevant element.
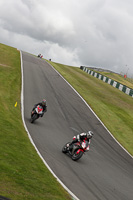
[80,66,133,98]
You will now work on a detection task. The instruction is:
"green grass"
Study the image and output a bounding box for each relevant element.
[47,61,133,156]
[1,42,133,199]
[0,43,71,200]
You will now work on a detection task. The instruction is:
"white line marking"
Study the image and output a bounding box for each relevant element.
[20,51,79,200]
[47,61,133,159]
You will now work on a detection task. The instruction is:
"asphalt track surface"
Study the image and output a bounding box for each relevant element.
[22,51,133,200]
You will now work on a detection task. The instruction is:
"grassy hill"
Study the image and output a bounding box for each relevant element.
[47,61,133,156]
[0,43,71,200]
[0,42,133,200]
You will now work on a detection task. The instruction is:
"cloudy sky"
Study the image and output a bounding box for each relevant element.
[0,0,133,77]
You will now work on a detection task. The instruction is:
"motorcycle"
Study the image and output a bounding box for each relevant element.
[62,140,90,161]
[30,105,43,123]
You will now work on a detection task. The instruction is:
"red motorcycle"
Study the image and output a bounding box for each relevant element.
[62,140,90,161]
[30,105,43,123]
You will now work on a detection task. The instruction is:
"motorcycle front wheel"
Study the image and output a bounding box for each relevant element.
[62,142,71,153]
[72,150,84,161]
[30,114,38,123]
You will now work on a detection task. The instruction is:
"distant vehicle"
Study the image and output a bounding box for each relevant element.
[38,54,43,58]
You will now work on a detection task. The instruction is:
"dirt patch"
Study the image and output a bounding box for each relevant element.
[0,64,11,68]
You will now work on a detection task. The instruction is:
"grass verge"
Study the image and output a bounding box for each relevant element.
[47,61,133,156]
[0,43,71,200]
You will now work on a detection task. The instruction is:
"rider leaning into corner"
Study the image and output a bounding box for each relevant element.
[66,131,94,151]
[31,99,47,117]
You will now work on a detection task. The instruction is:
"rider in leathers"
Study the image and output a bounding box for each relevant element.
[31,99,47,117]
[67,131,93,151]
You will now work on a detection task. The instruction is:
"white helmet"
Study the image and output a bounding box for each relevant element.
[87,131,93,139]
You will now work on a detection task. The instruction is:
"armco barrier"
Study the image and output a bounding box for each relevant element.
[80,66,133,98]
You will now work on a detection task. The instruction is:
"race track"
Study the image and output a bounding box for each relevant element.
[22,51,133,200]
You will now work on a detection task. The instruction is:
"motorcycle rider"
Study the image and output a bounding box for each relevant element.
[31,99,47,117]
[67,131,93,151]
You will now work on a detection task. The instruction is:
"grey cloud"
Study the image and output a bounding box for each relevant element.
[0,0,133,77]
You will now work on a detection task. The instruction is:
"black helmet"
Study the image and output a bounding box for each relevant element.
[42,99,46,106]
[87,131,93,139]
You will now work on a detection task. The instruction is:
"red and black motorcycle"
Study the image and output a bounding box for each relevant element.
[62,140,90,161]
[30,105,43,123]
